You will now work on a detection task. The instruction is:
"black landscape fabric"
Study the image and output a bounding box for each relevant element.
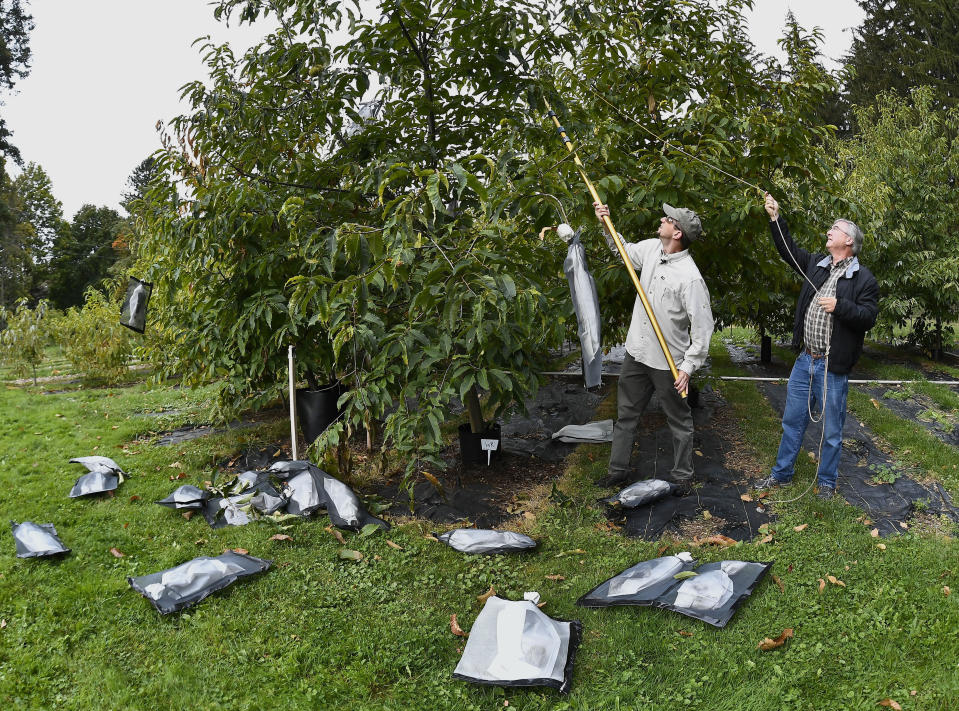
[11,521,70,558]
[127,551,271,614]
[453,596,581,694]
[436,529,536,554]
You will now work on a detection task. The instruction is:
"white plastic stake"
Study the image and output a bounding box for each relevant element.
[481,438,499,466]
[288,345,298,461]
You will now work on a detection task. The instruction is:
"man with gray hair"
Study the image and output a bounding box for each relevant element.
[754,194,879,499]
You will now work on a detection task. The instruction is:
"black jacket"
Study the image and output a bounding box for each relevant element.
[770,217,879,374]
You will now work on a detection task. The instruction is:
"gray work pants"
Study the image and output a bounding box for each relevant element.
[608,353,694,482]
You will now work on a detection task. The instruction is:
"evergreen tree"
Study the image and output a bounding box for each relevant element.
[47,204,122,309]
[0,0,33,162]
[844,0,959,114]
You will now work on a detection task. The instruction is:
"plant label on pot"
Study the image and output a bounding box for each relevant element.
[481,438,499,466]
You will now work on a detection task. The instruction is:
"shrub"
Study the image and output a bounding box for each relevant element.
[56,288,132,383]
[0,298,51,384]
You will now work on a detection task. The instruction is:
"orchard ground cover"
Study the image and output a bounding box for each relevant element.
[0,334,957,710]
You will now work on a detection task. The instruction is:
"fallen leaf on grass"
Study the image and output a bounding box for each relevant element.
[195,538,207,546]
[757,491,769,499]
[757,628,793,651]
[657,545,669,556]
[944,586,951,596]
[0,619,5,629]
[423,534,438,542]
[129,495,140,502]
[696,534,737,547]
[818,579,826,594]
[477,585,496,604]
[181,511,194,521]
[168,462,182,469]
[870,398,881,410]
[827,575,846,587]
[878,700,902,710]
[772,575,785,593]
[702,510,712,520]
[759,534,774,544]
[109,547,124,558]
[899,521,908,529]
[793,524,808,532]
[169,473,186,481]
[877,543,886,550]
[326,525,346,545]
[269,534,293,543]
[554,549,587,558]
[450,614,468,637]
[870,528,880,538]
[545,574,565,581]
[230,548,249,555]
[677,630,694,637]
[338,548,363,561]
[385,539,403,550]
[740,494,754,502]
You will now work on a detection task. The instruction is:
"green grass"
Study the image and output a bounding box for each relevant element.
[1,341,958,710]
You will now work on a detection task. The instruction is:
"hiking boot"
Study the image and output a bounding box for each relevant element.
[816,485,836,501]
[753,475,784,490]
[670,479,693,497]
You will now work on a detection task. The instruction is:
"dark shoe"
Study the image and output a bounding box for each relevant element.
[670,479,693,497]
[816,486,836,500]
[598,472,629,488]
[753,475,784,490]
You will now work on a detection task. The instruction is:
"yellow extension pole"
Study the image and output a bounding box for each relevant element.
[544,101,685,395]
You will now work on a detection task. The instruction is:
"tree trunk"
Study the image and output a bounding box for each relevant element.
[464,384,485,434]
[935,316,944,360]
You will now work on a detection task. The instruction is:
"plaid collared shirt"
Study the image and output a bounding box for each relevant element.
[804,256,853,354]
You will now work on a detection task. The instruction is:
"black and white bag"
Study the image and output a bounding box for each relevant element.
[127,551,271,614]
[156,485,210,510]
[453,596,581,694]
[11,521,70,558]
[437,529,536,555]
[603,479,674,508]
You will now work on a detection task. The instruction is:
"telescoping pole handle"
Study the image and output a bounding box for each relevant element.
[544,101,685,396]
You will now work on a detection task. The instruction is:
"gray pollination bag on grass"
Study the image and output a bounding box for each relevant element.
[319,473,390,532]
[156,485,210,509]
[11,521,70,558]
[550,419,614,444]
[437,529,536,555]
[127,551,271,614]
[577,553,696,606]
[453,596,581,694]
[657,560,772,628]
[68,456,126,498]
[283,469,327,517]
[577,555,771,628]
[603,479,674,508]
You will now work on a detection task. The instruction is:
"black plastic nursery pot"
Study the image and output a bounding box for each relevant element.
[458,422,502,467]
[296,383,346,446]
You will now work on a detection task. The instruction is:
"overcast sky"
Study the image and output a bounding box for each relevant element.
[3,1,864,220]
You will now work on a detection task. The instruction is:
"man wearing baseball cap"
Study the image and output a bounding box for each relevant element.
[594,201,714,493]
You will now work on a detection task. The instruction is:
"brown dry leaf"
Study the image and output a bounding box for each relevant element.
[421,470,444,494]
[325,525,346,545]
[877,543,887,550]
[759,534,774,544]
[477,585,496,604]
[450,614,468,637]
[793,523,809,532]
[647,93,656,114]
[385,539,403,550]
[423,534,439,542]
[109,547,124,558]
[702,510,712,520]
[168,462,182,469]
[758,491,770,499]
[740,494,754,502]
[677,629,694,637]
[232,548,249,555]
[757,628,794,651]
[899,521,909,529]
[944,586,951,596]
[827,575,846,587]
[269,534,293,542]
[182,511,194,521]
[818,578,826,594]
[523,511,535,520]
[129,495,140,502]
[772,574,785,593]
[545,574,565,581]
[910,691,917,697]
[700,534,738,547]
[870,398,881,410]
[203,480,213,489]
[657,545,669,556]
[870,528,880,538]
[878,700,902,710]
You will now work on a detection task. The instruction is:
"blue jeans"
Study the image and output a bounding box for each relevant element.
[770,350,849,489]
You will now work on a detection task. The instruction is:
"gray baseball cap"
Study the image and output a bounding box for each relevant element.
[663,203,703,242]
